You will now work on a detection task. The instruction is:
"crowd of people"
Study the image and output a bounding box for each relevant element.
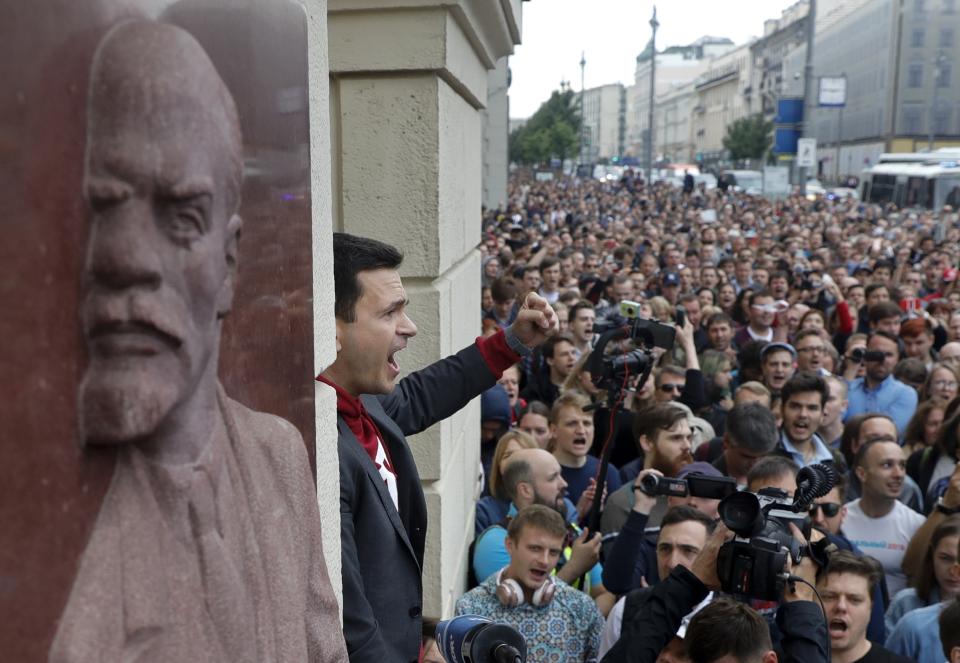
[452,169,960,663]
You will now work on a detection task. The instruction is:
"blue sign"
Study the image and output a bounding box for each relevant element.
[776,98,804,124]
[773,126,800,155]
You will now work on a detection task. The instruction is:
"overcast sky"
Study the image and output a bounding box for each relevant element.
[509,0,800,119]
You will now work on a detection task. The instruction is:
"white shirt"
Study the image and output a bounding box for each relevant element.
[843,499,925,596]
[599,591,713,659]
[373,437,399,510]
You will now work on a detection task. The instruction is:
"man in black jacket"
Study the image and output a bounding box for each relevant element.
[319,233,558,662]
[601,523,829,663]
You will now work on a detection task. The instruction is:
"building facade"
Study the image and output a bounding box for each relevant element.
[582,83,626,161]
[654,80,696,163]
[806,0,960,179]
[625,36,734,160]
[692,41,757,164]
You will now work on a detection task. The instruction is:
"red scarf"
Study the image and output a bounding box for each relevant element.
[316,375,395,477]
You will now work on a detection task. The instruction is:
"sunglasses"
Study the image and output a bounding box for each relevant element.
[659,384,685,393]
[810,502,842,518]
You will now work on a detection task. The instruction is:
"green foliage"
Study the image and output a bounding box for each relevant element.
[722,114,773,161]
[509,89,582,165]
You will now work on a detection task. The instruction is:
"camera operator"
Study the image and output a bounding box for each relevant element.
[602,405,695,537]
[601,522,828,663]
[601,464,723,594]
[598,505,715,658]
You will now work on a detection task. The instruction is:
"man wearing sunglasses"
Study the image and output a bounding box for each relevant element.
[733,291,777,348]
[846,331,918,436]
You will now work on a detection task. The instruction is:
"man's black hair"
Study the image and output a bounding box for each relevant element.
[725,402,778,454]
[333,233,403,322]
[685,597,772,663]
[660,504,716,534]
[780,371,829,408]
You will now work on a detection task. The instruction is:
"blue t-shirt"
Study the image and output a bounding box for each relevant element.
[560,455,622,508]
[885,601,946,663]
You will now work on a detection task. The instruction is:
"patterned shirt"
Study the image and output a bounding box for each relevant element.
[455,574,604,663]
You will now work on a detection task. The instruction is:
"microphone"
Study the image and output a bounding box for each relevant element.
[436,615,527,663]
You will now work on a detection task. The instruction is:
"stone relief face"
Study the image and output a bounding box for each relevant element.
[79,21,242,445]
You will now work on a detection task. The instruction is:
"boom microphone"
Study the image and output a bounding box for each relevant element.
[436,615,527,663]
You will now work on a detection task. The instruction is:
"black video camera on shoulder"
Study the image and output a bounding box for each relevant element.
[715,463,838,601]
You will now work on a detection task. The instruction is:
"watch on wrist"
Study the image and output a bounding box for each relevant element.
[936,497,960,515]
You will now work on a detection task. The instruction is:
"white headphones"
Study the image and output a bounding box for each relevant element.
[495,567,556,607]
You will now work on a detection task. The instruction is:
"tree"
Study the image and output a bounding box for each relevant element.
[509,89,581,165]
[722,114,773,161]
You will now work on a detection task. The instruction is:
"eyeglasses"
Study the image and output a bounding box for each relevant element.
[797,346,828,354]
[659,384,685,393]
[933,380,959,389]
[810,503,842,518]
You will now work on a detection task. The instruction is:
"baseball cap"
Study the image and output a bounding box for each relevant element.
[662,272,680,287]
[760,342,797,360]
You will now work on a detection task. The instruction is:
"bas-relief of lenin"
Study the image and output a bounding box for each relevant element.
[49,20,348,663]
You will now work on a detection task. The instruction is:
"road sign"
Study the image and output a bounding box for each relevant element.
[818,76,847,107]
[797,138,817,168]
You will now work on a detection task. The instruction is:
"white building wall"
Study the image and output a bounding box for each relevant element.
[483,57,510,209]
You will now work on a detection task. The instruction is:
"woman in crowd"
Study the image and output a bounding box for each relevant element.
[885,516,960,633]
[903,401,947,456]
[908,398,960,512]
[921,362,960,404]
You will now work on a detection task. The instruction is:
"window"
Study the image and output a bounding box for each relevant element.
[913,28,926,47]
[904,106,924,133]
[934,108,952,133]
[869,174,897,203]
[938,63,952,87]
[942,27,955,47]
[908,63,924,87]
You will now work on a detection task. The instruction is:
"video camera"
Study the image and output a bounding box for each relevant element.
[715,463,838,601]
[637,473,738,501]
[586,300,676,410]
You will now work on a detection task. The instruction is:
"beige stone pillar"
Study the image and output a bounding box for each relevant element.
[304,0,344,611]
[328,0,523,618]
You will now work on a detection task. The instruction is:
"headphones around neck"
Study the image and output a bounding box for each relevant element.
[495,567,556,607]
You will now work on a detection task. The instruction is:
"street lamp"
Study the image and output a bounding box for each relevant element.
[580,52,586,166]
[646,6,659,185]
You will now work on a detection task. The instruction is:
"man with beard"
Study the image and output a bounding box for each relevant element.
[844,440,925,596]
[53,21,348,662]
[846,331,918,435]
[734,291,777,347]
[774,372,844,468]
[819,552,912,663]
[471,449,609,605]
[602,404,695,537]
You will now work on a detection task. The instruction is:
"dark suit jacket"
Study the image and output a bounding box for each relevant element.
[338,344,498,662]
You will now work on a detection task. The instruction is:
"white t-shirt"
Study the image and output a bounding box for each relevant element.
[843,499,925,596]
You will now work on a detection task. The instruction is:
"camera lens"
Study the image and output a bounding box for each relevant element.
[850,347,865,362]
[719,492,764,537]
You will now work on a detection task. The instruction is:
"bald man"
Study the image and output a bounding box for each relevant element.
[51,21,346,662]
